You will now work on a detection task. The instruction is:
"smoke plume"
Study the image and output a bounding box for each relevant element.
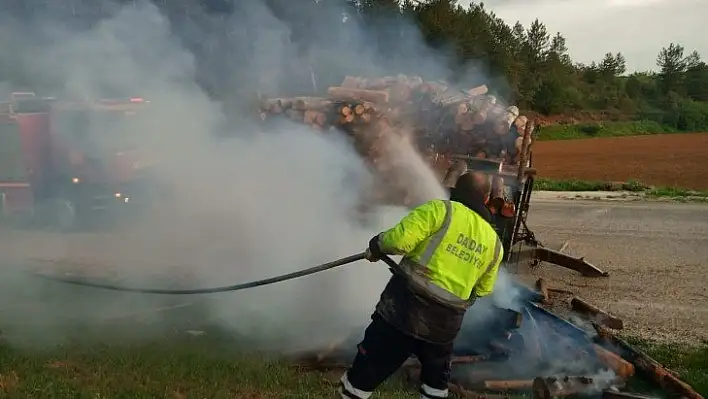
[0,0,519,355]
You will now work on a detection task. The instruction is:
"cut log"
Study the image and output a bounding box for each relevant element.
[571,297,624,330]
[314,112,327,126]
[292,97,333,111]
[442,160,468,188]
[514,136,524,155]
[426,81,449,95]
[470,110,487,125]
[500,201,515,218]
[468,85,488,96]
[258,74,534,206]
[388,83,412,102]
[327,87,390,104]
[487,197,505,216]
[482,380,534,391]
[303,109,317,124]
[532,376,622,399]
[491,176,504,198]
[457,114,477,131]
[532,247,610,277]
[514,115,528,132]
[451,354,492,364]
[341,75,361,88]
[338,114,355,124]
[407,76,424,88]
[593,344,635,379]
[592,326,704,399]
[261,98,292,112]
[340,105,352,116]
[535,278,550,304]
[499,106,519,130]
[285,109,304,121]
[621,344,702,398]
[366,76,398,90]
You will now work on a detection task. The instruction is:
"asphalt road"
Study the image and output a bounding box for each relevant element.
[526,198,708,344]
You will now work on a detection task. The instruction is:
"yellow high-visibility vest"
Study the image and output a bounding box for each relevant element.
[378,199,503,309]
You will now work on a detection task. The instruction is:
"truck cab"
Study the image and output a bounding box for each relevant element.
[0,94,154,229]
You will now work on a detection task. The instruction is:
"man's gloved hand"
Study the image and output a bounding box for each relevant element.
[365,234,384,262]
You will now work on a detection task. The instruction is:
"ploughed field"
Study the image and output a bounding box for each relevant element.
[533,133,708,190]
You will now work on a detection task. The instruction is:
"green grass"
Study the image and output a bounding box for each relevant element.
[0,333,705,398]
[537,120,679,141]
[534,178,708,199]
[0,337,417,398]
[623,338,708,397]
[646,186,708,199]
[534,178,648,192]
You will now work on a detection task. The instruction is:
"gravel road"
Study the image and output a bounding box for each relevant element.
[526,198,708,344]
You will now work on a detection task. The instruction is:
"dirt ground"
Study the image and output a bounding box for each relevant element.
[525,199,708,345]
[533,133,708,190]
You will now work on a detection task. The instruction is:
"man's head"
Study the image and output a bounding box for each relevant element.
[449,172,492,222]
[461,172,491,197]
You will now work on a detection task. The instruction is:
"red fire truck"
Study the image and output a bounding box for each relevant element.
[0,93,155,230]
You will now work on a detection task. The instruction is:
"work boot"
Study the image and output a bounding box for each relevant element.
[338,372,373,398]
[419,383,449,398]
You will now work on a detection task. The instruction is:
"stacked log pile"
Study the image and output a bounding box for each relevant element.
[259,74,533,164]
[259,74,534,205]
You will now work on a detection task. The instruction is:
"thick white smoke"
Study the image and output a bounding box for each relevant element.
[0,0,520,354]
[0,1,435,351]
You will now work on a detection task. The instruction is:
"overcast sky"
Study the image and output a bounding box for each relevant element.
[461,0,705,72]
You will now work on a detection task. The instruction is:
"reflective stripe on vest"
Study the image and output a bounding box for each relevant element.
[470,236,503,294]
[397,200,502,309]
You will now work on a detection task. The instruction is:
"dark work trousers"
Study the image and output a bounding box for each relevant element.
[340,314,453,398]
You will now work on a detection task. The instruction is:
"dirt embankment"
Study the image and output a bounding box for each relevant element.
[533,133,708,190]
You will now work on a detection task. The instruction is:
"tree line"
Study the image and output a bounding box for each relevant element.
[1,0,707,130]
[363,0,708,131]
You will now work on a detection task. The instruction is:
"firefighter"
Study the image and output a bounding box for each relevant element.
[339,173,503,399]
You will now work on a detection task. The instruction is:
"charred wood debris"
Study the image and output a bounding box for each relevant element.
[259,75,703,398]
[290,280,702,399]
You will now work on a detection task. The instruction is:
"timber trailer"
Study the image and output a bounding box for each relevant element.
[257,73,610,279]
[439,141,610,279]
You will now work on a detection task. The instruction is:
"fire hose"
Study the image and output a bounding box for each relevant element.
[30,252,400,295]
